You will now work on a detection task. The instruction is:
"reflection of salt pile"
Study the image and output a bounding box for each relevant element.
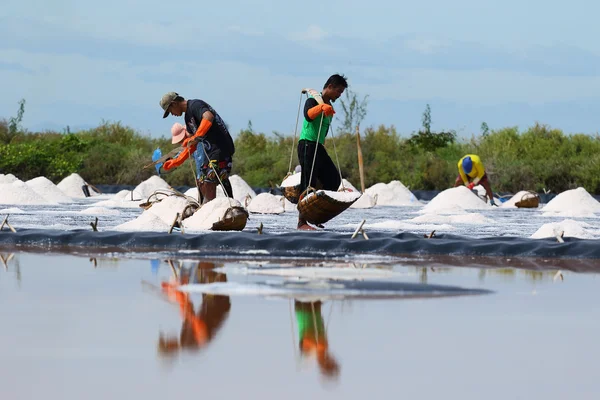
[217,175,256,203]
[248,193,284,214]
[531,219,600,239]
[0,180,53,205]
[80,207,121,215]
[541,187,600,217]
[500,191,538,208]
[424,187,490,212]
[133,175,171,199]
[183,198,243,231]
[0,174,18,184]
[365,181,421,206]
[57,173,99,198]
[26,177,73,203]
[114,195,188,232]
[408,212,493,225]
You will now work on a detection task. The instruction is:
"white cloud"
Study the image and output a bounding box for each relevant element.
[290,25,328,42]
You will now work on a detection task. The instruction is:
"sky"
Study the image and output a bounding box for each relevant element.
[1,0,600,139]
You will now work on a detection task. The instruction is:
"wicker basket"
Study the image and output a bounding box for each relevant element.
[515,191,540,208]
[212,206,249,231]
[297,189,358,225]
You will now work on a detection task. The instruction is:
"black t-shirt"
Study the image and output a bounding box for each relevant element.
[184,99,235,157]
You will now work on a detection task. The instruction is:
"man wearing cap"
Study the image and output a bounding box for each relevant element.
[454,154,496,206]
[159,92,234,201]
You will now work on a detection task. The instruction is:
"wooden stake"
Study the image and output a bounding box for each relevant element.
[168,212,180,234]
[257,222,264,235]
[0,215,16,232]
[351,219,368,240]
[90,217,98,232]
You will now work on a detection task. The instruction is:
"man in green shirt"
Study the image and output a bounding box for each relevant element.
[297,74,348,230]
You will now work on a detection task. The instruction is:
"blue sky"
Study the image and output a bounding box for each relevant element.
[2,0,600,139]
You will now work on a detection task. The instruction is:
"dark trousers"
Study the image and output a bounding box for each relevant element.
[297,140,341,192]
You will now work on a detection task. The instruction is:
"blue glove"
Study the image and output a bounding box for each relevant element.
[152,148,163,175]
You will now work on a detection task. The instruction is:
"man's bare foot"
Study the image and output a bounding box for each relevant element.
[297,223,317,231]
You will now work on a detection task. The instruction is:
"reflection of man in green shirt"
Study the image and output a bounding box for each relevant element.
[295,300,340,379]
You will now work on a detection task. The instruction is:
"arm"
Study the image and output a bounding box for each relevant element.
[188,110,214,143]
[163,143,197,171]
[303,98,334,121]
[472,158,485,184]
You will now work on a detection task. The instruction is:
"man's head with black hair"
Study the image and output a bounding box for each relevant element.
[322,74,348,103]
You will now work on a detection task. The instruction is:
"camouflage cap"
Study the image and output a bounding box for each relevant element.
[159,92,180,118]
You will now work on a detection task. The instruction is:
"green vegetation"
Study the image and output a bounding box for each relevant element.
[2,99,600,194]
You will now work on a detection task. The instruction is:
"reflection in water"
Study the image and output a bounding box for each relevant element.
[0,252,20,286]
[157,261,231,357]
[295,301,340,381]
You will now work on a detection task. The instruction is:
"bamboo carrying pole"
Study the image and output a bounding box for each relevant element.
[356,125,366,193]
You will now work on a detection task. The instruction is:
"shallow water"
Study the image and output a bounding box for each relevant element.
[1,252,599,399]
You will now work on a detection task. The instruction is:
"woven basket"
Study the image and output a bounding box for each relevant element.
[297,189,358,225]
[212,206,249,231]
[515,191,540,208]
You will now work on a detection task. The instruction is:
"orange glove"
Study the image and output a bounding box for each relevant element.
[191,118,212,141]
[467,182,475,190]
[307,104,335,120]
[163,146,196,170]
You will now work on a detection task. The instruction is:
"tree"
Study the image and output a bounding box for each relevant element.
[0,98,26,144]
[407,104,456,151]
[337,89,369,133]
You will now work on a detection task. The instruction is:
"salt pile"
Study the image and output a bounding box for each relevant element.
[133,175,171,199]
[424,187,490,212]
[531,219,600,240]
[0,180,53,205]
[303,190,362,203]
[500,191,539,209]
[350,193,377,209]
[280,173,301,187]
[183,198,243,231]
[114,195,189,232]
[339,179,358,192]
[0,174,18,184]
[408,212,493,225]
[0,207,24,213]
[247,193,284,214]
[217,175,256,203]
[80,207,121,215]
[26,177,73,203]
[541,187,600,217]
[365,181,421,206]
[92,189,144,208]
[57,173,99,198]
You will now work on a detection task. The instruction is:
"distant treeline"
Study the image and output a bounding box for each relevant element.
[2,117,600,194]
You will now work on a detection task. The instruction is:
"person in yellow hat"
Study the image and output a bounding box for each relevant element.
[454,154,496,206]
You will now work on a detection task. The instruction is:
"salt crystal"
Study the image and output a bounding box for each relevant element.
[365,181,422,206]
[26,176,72,203]
[0,180,53,205]
[0,207,24,213]
[424,187,490,212]
[0,174,18,184]
[145,195,190,225]
[542,187,600,214]
[114,211,171,232]
[303,190,361,203]
[350,193,377,209]
[531,219,599,239]
[183,197,243,231]
[57,173,98,198]
[133,175,171,199]
[247,193,285,214]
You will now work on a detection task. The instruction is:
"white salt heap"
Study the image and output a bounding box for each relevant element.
[339,179,358,192]
[302,190,362,203]
[80,207,121,215]
[350,193,377,209]
[408,212,493,225]
[91,189,144,208]
[0,180,53,205]
[424,187,490,212]
[114,195,189,232]
[247,193,284,214]
[280,173,301,187]
[500,191,539,209]
[365,181,421,206]
[0,207,24,214]
[57,173,99,198]
[531,219,600,240]
[133,175,171,199]
[217,175,256,203]
[183,198,243,231]
[26,177,73,203]
[114,211,171,232]
[541,187,600,217]
[0,174,18,184]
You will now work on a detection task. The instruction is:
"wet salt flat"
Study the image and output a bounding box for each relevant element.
[1,252,599,400]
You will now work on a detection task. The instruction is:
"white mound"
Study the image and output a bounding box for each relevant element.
[280,173,301,187]
[531,219,599,240]
[247,193,285,214]
[133,175,171,199]
[145,195,190,225]
[0,174,18,184]
[217,175,256,203]
[114,211,171,232]
[339,179,359,192]
[542,187,600,215]
[91,189,144,208]
[26,177,72,203]
[424,187,490,212]
[408,212,493,225]
[0,180,53,205]
[500,191,539,209]
[303,190,361,203]
[0,207,24,214]
[113,189,144,201]
[80,207,121,215]
[183,197,243,231]
[350,193,377,209]
[57,173,99,198]
[365,181,421,206]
